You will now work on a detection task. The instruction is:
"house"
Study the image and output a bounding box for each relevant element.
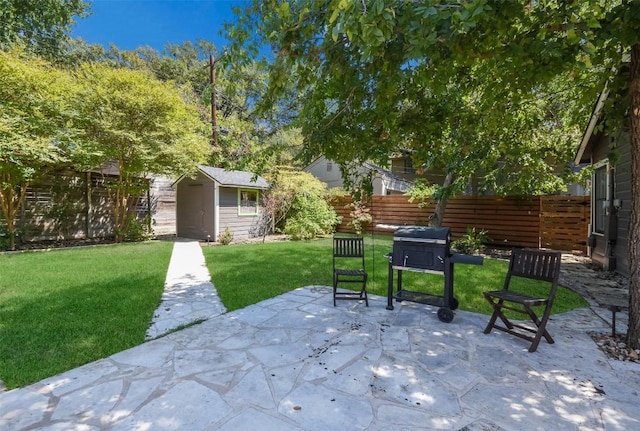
[574,88,631,275]
[387,152,483,194]
[174,165,269,241]
[303,156,412,195]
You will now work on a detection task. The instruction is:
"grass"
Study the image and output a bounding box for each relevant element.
[0,241,173,389]
[203,235,589,315]
[0,236,588,390]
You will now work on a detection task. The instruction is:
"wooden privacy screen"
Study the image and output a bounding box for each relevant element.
[332,195,590,252]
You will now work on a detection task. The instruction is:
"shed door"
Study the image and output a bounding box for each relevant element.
[178,184,205,239]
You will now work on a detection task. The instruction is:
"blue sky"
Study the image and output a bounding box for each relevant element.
[72,0,249,53]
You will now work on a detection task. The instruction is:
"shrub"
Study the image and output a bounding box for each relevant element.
[0,224,13,251]
[219,227,234,245]
[264,170,341,240]
[348,199,372,235]
[117,216,152,242]
[452,227,491,255]
[284,192,341,240]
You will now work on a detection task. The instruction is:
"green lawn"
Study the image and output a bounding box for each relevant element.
[203,236,589,315]
[0,241,173,389]
[0,236,588,390]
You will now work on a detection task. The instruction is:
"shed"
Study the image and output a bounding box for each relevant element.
[174,165,269,241]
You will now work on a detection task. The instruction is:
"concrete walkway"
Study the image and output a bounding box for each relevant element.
[1,243,639,430]
[145,240,226,340]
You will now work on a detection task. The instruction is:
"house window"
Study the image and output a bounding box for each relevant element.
[592,163,608,235]
[238,189,259,216]
[326,161,333,172]
[403,158,415,174]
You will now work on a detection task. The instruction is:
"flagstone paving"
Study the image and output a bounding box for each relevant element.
[2,286,640,430]
[1,241,638,430]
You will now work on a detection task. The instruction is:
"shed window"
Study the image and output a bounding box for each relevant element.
[238,189,259,216]
[327,161,333,172]
[592,163,608,234]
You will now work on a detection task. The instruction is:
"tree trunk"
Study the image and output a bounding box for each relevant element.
[0,181,29,251]
[627,43,640,350]
[430,172,455,228]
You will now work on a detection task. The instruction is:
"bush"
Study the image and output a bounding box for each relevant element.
[284,192,341,240]
[348,199,372,235]
[452,227,490,255]
[264,170,341,240]
[0,224,13,251]
[219,227,234,245]
[117,216,152,242]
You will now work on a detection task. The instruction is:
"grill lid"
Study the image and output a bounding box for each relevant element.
[393,226,451,244]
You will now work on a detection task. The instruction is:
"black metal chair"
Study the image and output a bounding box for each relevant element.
[482,248,562,352]
[333,236,368,306]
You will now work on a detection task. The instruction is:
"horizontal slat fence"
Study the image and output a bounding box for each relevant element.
[540,195,590,251]
[332,195,590,252]
[1,171,177,246]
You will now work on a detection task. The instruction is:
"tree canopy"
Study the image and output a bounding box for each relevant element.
[0,0,90,59]
[228,1,640,346]
[70,63,210,241]
[229,1,602,224]
[0,49,78,249]
[63,39,304,174]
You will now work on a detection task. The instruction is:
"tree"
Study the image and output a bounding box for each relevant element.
[229,1,640,347]
[70,64,210,242]
[0,0,90,59]
[64,39,302,174]
[0,49,77,250]
[229,1,594,224]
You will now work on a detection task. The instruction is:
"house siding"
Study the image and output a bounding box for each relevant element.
[586,129,631,276]
[303,156,345,189]
[614,132,631,276]
[218,186,260,240]
[589,131,610,269]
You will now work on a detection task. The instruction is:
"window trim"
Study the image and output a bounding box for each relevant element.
[237,188,259,216]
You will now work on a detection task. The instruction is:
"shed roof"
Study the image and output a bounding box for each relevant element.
[198,165,269,189]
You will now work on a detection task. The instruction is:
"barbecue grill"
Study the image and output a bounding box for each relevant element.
[386,226,484,322]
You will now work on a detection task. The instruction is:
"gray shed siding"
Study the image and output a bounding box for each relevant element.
[176,172,215,240]
[218,186,260,240]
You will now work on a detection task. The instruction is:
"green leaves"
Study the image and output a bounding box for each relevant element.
[226,0,630,202]
[0,0,90,60]
[0,49,81,248]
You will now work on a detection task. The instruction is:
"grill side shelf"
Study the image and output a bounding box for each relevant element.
[449,253,484,265]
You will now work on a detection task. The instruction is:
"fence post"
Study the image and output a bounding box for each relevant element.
[539,196,543,249]
[85,172,92,239]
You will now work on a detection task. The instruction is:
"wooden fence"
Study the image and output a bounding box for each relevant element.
[332,195,590,252]
[2,171,176,245]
